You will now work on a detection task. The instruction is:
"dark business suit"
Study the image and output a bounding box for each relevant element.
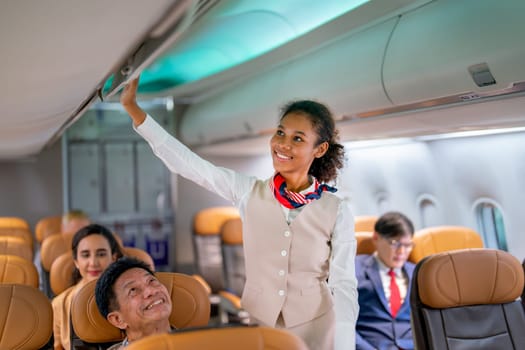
[355,254,415,350]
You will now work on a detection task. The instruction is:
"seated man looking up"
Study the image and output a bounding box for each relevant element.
[95,257,173,350]
[355,211,415,350]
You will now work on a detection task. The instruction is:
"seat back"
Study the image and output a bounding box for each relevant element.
[50,247,155,295]
[355,231,375,255]
[408,225,483,263]
[0,236,33,261]
[49,252,75,295]
[125,326,308,350]
[410,248,525,350]
[35,215,62,243]
[123,246,155,270]
[192,206,240,292]
[522,258,525,311]
[71,272,211,346]
[0,254,39,287]
[0,284,53,349]
[220,217,245,296]
[0,216,30,230]
[40,234,69,272]
[0,227,33,250]
[354,215,377,232]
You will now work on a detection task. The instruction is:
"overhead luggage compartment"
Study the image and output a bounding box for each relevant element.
[180,17,397,146]
[278,18,397,118]
[383,0,525,105]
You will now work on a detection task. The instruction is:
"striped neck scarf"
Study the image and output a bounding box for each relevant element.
[270,173,337,209]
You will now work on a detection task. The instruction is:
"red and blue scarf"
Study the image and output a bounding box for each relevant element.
[270,173,337,209]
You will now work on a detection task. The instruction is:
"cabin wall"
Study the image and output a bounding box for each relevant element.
[173,130,525,269]
[0,142,63,232]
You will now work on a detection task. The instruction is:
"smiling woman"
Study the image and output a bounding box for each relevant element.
[52,224,123,350]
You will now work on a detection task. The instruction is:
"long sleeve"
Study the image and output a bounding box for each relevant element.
[135,115,256,204]
[328,199,359,350]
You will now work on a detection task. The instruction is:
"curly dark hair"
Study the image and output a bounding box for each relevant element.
[280,100,345,183]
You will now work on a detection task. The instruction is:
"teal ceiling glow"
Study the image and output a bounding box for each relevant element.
[132,0,370,93]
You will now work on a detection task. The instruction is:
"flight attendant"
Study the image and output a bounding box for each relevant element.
[121,77,358,349]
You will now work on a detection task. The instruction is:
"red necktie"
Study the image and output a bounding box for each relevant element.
[388,268,401,318]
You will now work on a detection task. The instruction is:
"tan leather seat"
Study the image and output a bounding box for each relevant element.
[408,225,483,263]
[35,215,62,243]
[218,217,250,324]
[49,252,75,295]
[0,284,53,349]
[123,246,155,270]
[410,248,525,349]
[125,326,309,350]
[0,227,33,250]
[40,234,69,272]
[355,231,375,255]
[0,254,39,287]
[0,236,33,261]
[220,217,244,296]
[71,271,211,346]
[0,216,30,230]
[354,215,378,232]
[50,247,155,295]
[193,206,240,292]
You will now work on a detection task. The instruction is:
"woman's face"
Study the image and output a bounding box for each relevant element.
[74,234,117,282]
[270,112,327,179]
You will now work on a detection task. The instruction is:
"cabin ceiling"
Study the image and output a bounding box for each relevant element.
[2,0,525,160]
[0,0,183,160]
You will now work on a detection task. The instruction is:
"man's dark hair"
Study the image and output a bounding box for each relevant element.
[374,211,414,240]
[95,256,155,318]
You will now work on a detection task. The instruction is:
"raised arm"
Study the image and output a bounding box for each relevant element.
[120,77,146,127]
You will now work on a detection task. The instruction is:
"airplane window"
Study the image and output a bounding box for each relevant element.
[376,192,390,214]
[417,195,440,228]
[475,201,508,251]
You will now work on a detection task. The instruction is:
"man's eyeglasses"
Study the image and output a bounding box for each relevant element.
[384,238,414,250]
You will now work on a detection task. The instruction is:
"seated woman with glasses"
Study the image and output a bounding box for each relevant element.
[355,211,415,350]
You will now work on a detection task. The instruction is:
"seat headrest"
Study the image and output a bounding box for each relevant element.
[0,227,33,249]
[0,217,30,230]
[220,218,243,245]
[122,247,155,270]
[124,326,308,350]
[417,248,524,308]
[409,225,483,263]
[40,234,68,271]
[0,236,33,261]
[0,284,53,349]
[35,215,62,243]
[50,252,75,295]
[0,254,39,287]
[71,272,211,343]
[193,207,240,235]
[354,215,377,232]
[355,231,375,255]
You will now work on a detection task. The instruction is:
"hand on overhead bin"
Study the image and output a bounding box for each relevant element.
[120,76,146,127]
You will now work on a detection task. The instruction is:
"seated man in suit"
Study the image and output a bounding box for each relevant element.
[95,257,173,350]
[355,211,415,350]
